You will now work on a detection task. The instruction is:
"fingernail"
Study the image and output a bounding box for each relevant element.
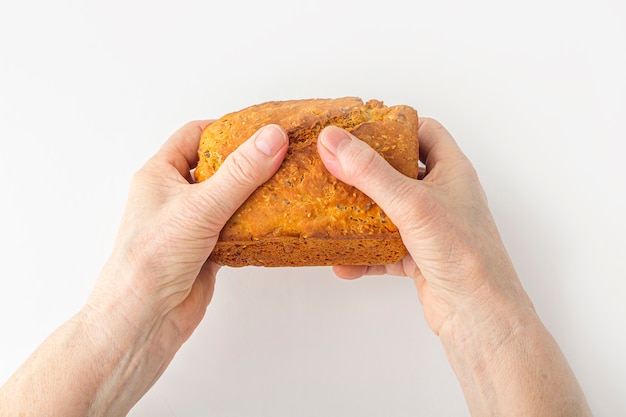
[320,126,352,156]
[255,125,287,157]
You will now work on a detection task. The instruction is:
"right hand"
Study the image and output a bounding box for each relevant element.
[317,118,532,335]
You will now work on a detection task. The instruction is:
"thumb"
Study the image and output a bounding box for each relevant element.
[317,126,420,230]
[196,124,288,229]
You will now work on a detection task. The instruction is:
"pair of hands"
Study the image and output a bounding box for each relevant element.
[0,118,592,417]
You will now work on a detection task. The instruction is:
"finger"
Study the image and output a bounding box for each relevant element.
[195,124,289,227]
[332,265,393,279]
[318,126,420,230]
[332,255,417,279]
[417,117,467,174]
[156,120,214,177]
[333,265,368,280]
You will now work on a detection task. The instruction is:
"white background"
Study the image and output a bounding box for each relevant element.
[1,0,625,415]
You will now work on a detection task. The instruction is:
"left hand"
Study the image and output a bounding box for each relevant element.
[90,119,288,360]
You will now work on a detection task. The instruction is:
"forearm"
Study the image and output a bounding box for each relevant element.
[440,293,592,417]
[0,283,174,416]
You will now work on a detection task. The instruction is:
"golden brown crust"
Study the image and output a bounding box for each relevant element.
[195,97,418,267]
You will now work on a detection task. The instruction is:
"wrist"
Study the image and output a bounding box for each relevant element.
[437,293,538,414]
[74,304,164,415]
[437,258,537,360]
[76,263,184,414]
[86,256,189,359]
[437,285,591,416]
[438,290,539,365]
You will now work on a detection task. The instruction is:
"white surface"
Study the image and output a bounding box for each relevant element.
[1,0,625,415]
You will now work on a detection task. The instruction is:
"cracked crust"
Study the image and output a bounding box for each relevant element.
[195,97,419,267]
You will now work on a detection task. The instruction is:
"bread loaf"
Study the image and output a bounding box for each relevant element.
[194,97,419,267]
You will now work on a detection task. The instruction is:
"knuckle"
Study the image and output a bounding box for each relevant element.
[343,143,381,183]
[384,180,423,220]
[222,150,259,188]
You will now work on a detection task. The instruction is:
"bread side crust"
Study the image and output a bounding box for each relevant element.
[210,236,407,267]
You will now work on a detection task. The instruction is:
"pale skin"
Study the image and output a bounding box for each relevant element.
[0,118,592,416]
